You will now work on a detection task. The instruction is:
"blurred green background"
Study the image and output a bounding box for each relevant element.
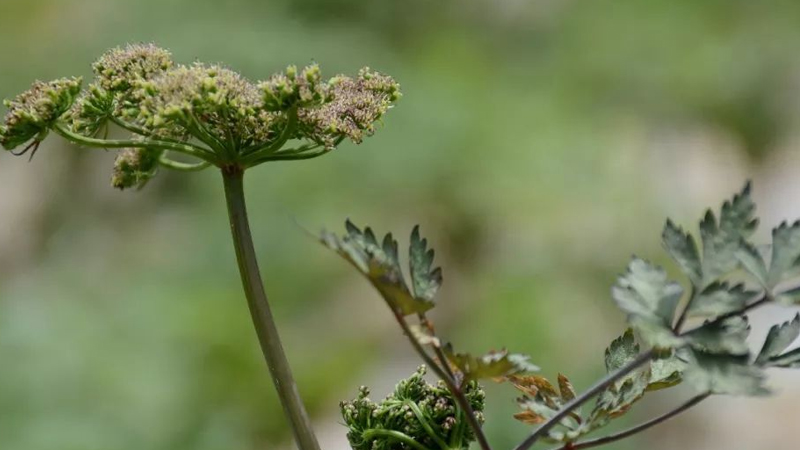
[2,0,800,449]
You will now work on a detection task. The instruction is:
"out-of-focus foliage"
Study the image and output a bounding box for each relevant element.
[3,1,800,450]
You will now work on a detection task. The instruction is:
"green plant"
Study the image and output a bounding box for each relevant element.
[0,43,399,450]
[3,44,799,450]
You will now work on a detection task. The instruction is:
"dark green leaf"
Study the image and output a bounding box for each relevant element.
[756,314,800,366]
[409,225,442,302]
[699,182,758,286]
[684,351,768,396]
[662,219,702,286]
[604,329,639,372]
[768,221,800,288]
[320,221,434,315]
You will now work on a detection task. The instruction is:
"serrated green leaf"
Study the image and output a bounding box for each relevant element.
[685,316,751,355]
[662,219,702,286]
[736,240,768,286]
[604,329,639,372]
[767,221,800,288]
[699,183,758,286]
[409,225,442,302]
[612,259,683,344]
[684,351,768,396]
[446,348,539,381]
[756,313,800,366]
[647,351,686,391]
[686,282,755,319]
[594,330,651,419]
[594,370,650,418]
[320,221,434,315]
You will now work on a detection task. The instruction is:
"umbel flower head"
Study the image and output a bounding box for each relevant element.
[340,366,486,450]
[0,43,400,189]
[0,77,81,151]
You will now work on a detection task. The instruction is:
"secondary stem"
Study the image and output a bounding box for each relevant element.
[222,167,320,450]
[554,393,710,450]
[392,310,493,450]
[513,350,655,450]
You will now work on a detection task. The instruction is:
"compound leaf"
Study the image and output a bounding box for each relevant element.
[320,221,434,315]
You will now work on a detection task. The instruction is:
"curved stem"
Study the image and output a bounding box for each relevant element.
[672,285,697,332]
[513,350,655,450]
[241,107,298,161]
[188,112,231,157]
[222,167,320,450]
[553,393,710,450]
[52,122,215,162]
[405,400,450,450]
[392,310,493,450]
[158,153,211,171]
[109,116,152,137]
[362,429,436,450]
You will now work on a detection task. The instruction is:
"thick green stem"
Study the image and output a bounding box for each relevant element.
[222,167,320,450]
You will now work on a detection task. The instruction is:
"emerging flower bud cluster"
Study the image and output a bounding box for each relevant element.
[0,77,82,150]
[340,366,485,450]
[260,64,330,111]
[133,63,274,145]
[111,146,162,190]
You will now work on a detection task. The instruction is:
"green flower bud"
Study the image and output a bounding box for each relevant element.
[70,83,114,136]
[259,63,330,111]
[111,146,162,190]
[1,77,82,150]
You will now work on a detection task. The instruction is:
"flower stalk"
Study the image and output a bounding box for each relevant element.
[222,166,321,450]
